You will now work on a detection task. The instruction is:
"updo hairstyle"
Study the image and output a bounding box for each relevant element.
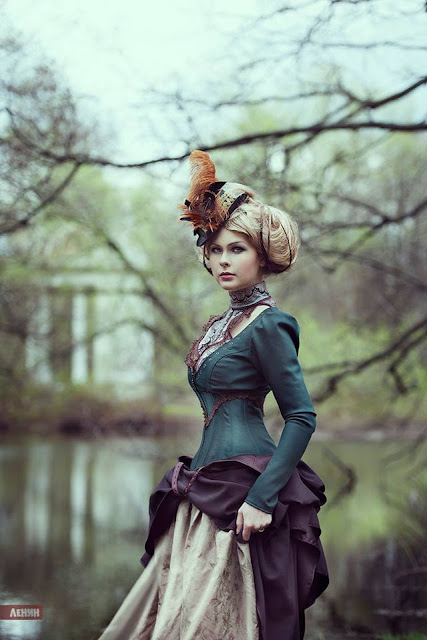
[197,185,301,278]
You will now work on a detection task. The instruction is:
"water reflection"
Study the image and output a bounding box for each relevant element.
[303,439,427,638]
[0,434,426,639]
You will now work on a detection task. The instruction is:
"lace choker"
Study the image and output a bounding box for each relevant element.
[229,280,272,310]
[185,279,276,372]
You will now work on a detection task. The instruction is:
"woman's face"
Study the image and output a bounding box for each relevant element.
[205,227,265,292]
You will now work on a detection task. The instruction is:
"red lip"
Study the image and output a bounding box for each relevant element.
[220,272,234,276]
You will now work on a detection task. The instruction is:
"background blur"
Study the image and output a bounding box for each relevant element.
[0,1,426,639]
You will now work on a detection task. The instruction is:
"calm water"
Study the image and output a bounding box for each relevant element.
[0,433,426,640]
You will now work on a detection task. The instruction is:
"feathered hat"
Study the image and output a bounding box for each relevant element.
[178,150,251,246]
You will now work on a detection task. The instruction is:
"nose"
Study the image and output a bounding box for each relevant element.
[220,255,231,267]
[218,247,234,262]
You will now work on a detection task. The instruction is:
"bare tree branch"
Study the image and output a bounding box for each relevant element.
[307,248,427,291]
[0,161,82,234]
[7,118,425,171]
[311,316,427,402]
[80,227,192,346]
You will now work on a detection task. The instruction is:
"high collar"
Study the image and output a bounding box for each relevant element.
[229,279,272,310]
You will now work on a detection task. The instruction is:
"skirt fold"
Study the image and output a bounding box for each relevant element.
[99,453,329,640]
[98,500,259,640]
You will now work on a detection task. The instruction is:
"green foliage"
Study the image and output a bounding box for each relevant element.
[1,50,426,432]
[381,635,427,640]
[0,379,112,432]
[0,378,168,434]
[304,311,426,424]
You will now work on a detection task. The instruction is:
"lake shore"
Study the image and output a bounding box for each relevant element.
[1,410,426,441]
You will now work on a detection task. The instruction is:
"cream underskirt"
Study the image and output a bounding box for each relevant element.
[97,499,259,640]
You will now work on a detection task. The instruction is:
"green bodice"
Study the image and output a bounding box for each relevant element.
[188,307,317,514]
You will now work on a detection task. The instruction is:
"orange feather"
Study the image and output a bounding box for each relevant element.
[178,150,228,233]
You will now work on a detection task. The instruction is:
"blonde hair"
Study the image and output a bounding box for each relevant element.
[197,194,301,278]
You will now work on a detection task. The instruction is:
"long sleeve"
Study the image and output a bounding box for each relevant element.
[244,310,317,514]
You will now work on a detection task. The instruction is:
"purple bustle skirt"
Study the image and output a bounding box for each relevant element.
[97,454,329,640]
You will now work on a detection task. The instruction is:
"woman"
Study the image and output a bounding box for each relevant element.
[97,151,329,640]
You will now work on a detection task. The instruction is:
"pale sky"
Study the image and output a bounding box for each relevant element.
[3,0,255,88]
[3,1,260,161]
[3,0,426,189]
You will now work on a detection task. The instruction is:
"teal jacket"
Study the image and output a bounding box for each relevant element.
[188,306,317,514]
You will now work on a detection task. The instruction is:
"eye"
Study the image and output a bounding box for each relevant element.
[210,246,245,254]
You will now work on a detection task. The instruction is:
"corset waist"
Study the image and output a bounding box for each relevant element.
[201,392,265,428]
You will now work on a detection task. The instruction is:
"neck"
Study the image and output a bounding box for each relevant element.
[229,279,272,310]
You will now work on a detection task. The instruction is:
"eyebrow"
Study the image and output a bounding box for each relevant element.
[209,241,247,248]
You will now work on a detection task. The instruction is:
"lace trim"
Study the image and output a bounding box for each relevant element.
[229,280,270,309]
[171,461,204,496]
[202,392,265,429]
[185,301,276,371]
[184,310,228,369]
[182,466,204,495]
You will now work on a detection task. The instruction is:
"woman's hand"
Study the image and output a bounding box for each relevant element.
[236,502,272,542]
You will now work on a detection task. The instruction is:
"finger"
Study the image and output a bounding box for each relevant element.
[243,523,251,542]
[236,510,243,535]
